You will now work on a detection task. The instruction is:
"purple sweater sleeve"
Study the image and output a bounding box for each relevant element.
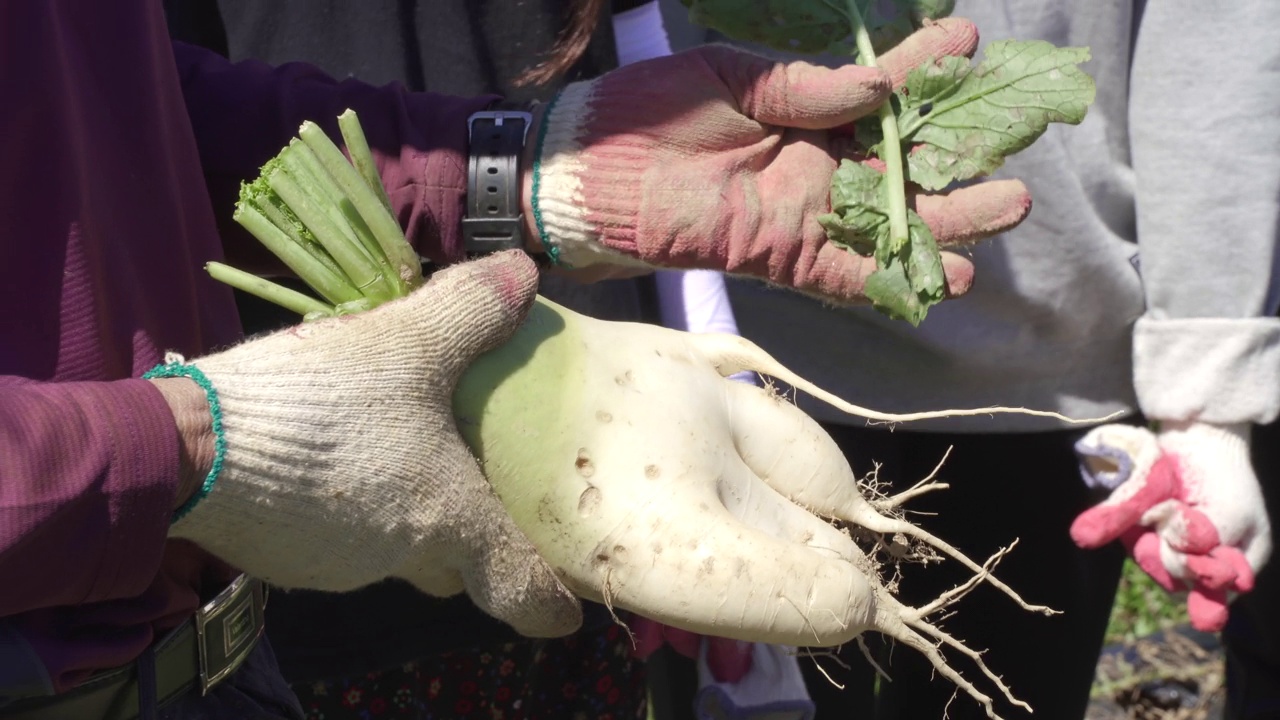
[172,41,497,268]
[0,380,180,617]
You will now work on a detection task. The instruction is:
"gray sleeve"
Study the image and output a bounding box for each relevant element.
[1129,0,1280,424]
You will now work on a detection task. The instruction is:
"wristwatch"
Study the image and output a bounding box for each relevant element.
[462,102,535,257]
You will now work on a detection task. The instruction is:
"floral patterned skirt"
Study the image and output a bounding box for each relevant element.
[294,622,647,720]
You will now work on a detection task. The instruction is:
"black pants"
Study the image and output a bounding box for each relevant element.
[1225,415,1280,720]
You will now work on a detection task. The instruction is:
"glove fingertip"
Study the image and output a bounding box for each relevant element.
[1132,531,1179,591]
[913,180,1031,248]
[1187,589,1230,632]
[1164,505,1221,555]
[878,17,980,87]
[1214,546,1256,593]
[493,565,585,638]
[712,46,891,130]
[1069,506,1128,549]
[420,250,542,360]
[940,252,975,298]
[1184,553,1238,592]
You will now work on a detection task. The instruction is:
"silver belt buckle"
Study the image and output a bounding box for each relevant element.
[194,574,267,695]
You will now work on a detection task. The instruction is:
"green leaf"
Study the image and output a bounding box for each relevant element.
[818,160,945,325]
[862,215,943,326]
[678,0,952,55]
[895,39,1096,190]
[818,159,887,256]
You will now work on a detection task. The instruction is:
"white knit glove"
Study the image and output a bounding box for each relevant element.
[170,252,582,638]
[1072,421,1272,631]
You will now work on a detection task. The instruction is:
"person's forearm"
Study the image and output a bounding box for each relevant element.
[0,380,182,616]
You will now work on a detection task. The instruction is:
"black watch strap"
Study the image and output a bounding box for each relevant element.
[463,103,534,256]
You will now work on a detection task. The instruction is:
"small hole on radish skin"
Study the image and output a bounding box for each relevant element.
[578,486,602,517]
[644,464,660,479]
[596,410,613,423]
[614,370,634,386]
[575,449,594,477]
[612,544,629,562]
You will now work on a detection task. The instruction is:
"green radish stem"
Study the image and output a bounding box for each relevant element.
[232,203,362,306]
[206,261,334,318]
[338,109,395,214]
[288,133,391,275]
[299,120,423,291]
[285,143,395,282]
[340,106,394,212]
[251,194,353,286]
[845,0,911,250]
[266,158,392,302]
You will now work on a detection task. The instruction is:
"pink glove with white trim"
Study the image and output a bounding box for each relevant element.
[1071,422,1272,631]
[527,18,1031,304]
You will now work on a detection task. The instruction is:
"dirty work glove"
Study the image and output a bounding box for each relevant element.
[531,17,1031,303]
[170,252,581,638]
[1071,422,1272,632]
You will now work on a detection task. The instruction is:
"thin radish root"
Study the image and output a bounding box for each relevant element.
[878,446,954,510]
[856,636,892,684]
[868,543,1033,719]
[692,332,1123,426]
[846,464,1049,718]
[806,458,1042,717]
[600,567,637,650]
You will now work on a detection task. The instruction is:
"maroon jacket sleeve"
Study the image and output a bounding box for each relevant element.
[171,41,498,268]
[0,380,180,617]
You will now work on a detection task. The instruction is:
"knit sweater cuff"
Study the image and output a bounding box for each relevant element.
[534,81,649,269]
[1133,315,1280,425]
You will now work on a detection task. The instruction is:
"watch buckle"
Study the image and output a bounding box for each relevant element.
[467,110,534,144]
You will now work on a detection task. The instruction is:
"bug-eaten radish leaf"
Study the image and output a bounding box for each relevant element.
[895,40,1095,190]
[819,159,943,326]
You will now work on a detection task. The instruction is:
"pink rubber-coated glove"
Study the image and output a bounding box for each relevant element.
[524,18,1032,304]
[633,618,754,684]
[1071,423,1273,632]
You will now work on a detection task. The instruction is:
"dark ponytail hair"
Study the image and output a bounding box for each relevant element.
[513,0,608,87]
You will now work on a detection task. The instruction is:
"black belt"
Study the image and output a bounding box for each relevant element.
[0,575,266,720]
